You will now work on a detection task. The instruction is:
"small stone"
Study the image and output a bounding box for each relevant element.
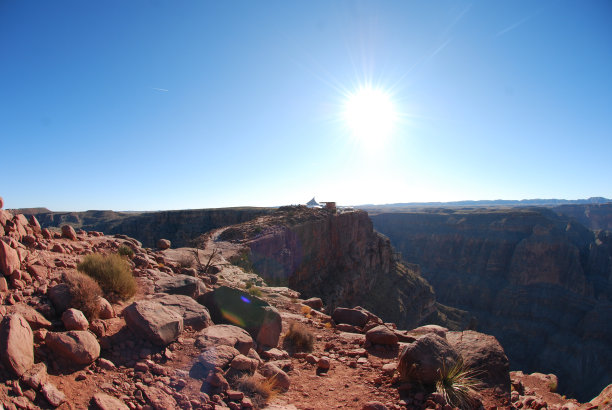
[317,356,331,370]
[42,382,66,407]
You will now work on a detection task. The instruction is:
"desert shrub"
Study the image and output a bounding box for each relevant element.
[283,321,314,353]
[117,245,134,259]
[176,253,194,269]
[77,253,136,300]
[435,360,482,409]
[233,374,278,408]
[247,286,262,297]
[245,280,254,289]
[63,271,103,320]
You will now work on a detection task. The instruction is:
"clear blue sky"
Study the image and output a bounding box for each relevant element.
[1,1,611,211]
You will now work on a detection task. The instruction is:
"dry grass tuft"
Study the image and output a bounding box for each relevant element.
[436,359,483,409]
[77,253,136,300]
[283,321,314,353]
[63,271,103,320]
[234,373,278,408]
[176,253,195,269]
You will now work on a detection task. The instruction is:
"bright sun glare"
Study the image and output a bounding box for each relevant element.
[344,86,397,145]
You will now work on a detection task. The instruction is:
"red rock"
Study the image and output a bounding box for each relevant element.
[90,392,129,410]
[362,402,389,410]
[157,238,171,250]
[124,300,184,346]
[61,225,77,240]
[260,362,290,391]
[0,313,34,376]
[41,228,52,239]
[229,354,258,372]
[62,308,89,331]
[317,356,331,370]
[27,215,41,232]
[97,297,115,319]
[42,382,66,407]
[332,307,369,327]
[26,264,47,279]
[0,196,3,209]
[397,333,459,385]
[303,297,323,310]
[197,344,240,370]
[0,277,7,292]
[45,330,100,365]
[7,303,52,330]
[21,362,48,389]
[196,324,253,355]
[366,325,399,346]
[0,240,20,276]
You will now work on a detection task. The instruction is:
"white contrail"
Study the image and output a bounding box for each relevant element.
[152,87,169,92]
[497,11,540,37]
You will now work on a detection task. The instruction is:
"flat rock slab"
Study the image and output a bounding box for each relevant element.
[7,303,51,330]
[0,313,34,376]
[90,392,129,410]
[154,274,207,299]
[45,330,100,365]
[197,344,240,371]
[196,324,253,355]
[332,307,369,328]
[366,325,399,345]
[151,293,212,331]
[124,300,183,346]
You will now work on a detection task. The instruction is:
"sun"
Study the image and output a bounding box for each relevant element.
[343,86,398,145]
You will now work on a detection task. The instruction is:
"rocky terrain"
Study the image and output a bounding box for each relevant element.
[369,207,612,401]
[2,196,611,409]
[21,208,273,249]
[204,206,470,331]
[553,203,612,231]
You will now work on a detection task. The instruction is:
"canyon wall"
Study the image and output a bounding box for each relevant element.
[370,208,612,401]
[554,203,612,231]
[215,207,467,330]
[25,208,273,248]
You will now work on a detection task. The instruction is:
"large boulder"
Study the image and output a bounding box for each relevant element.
[0,313,34,376]
[7,304,52,330]
[0,240,20,276]
[195,324,253,355]
[332,307,369,328]
[61,225,78,240]
[151,293,212,330]
[45,330,100,365]
[398,333,460,385]
[48,283,72,314]
[154,275,208,299]
[62,308,89,331]
[157,239,171,250]
[123,300,183,345]
[366,325,399,346]
[447,330,511,394]
[260,362,291,391]
[199,286,282,348]
[197,344,240,371]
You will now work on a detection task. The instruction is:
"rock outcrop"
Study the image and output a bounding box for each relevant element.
[371,207,612,400]
[212,206,463,330]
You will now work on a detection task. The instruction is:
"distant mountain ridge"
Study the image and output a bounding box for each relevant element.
[358,197,611,210]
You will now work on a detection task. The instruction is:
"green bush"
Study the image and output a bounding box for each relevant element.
[247,286,262,297]
[77,253,136,300]
[117,245,134,259]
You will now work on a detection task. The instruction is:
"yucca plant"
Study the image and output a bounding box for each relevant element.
[436,359,483,409]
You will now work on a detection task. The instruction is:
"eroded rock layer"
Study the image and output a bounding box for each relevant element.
[370,207,612,400]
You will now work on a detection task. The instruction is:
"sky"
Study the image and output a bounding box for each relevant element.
[1,0,611,211]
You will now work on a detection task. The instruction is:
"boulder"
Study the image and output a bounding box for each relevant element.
[45,330,100,365]
[397,333,460,385]
[199,286,282,348]
[303,297,323,310]
[123,300,183,345]
[21,362,48,389]
[197,344,240,371]
[42,382,66,407]
[7,304,52,330]
[28,215,42,233]
[157,239,171,250]
[61,225,77,240]
[0,313,34,376]
[62,308,89,331]
[366,325,399,346]
[26,264,47,279]
[151,293,212,330]
[154,275,208,299]
[90,392,130,410]
[195,324,253,354]
[48,283,72,314]
[260,362,291,391]
[408,324,449,339]
[230,354,258,373]
[0,240,20,276]
[98,297,115,319]
[332,307,369,328]
[446,330,511,393]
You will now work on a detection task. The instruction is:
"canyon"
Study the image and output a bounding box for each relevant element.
[370,207,612,401]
